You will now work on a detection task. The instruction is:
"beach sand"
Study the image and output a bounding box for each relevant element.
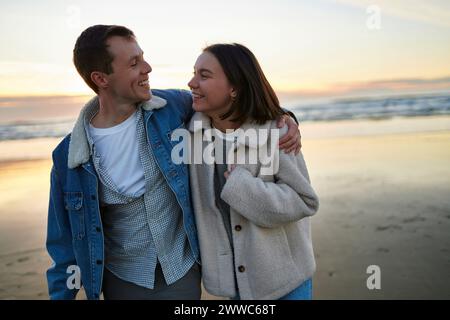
[0,116,449,299]
[306,131,450,299]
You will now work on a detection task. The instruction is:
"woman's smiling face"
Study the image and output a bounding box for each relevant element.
[187,51,235,118]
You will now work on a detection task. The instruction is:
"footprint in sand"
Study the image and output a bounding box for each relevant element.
[377,248,390,253]
[17,257,29,263]
[376,225,402,231]
[403,216,426,223]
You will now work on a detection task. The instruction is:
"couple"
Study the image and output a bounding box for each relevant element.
[46,25,319,300]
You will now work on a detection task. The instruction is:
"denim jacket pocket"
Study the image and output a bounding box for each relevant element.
[64,192,85,240]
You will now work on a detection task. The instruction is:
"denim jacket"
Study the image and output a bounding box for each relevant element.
[46,89,198,300]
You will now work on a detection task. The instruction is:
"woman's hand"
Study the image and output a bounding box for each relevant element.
[224,164,237,179]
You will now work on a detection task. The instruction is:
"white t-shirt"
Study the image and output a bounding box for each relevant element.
[88,111,146,196]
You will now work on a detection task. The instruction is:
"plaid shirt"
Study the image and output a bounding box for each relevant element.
[85,106,195,289]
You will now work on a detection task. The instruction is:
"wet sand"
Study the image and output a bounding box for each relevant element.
[0,116,449,299]
[305,131,450,299]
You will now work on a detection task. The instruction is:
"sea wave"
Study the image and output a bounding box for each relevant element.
[0,93,449,141]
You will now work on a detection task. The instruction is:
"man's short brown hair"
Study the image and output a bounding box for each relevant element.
[73,25,135,93]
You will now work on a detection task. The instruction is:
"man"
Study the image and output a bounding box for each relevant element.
[46,25,301,300]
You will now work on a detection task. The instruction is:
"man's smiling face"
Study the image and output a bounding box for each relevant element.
[104,36,152,104]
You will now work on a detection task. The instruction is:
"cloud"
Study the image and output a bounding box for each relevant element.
[332,0,450,27]
[0,61,73,76]
[278,76,450,100]
[0,61,89,96]
[332,76,450,92]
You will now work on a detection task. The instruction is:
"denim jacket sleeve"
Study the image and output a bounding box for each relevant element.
[46,165,79,300]
[179,89,195,123]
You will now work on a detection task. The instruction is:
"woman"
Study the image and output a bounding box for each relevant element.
[186,43,319,300]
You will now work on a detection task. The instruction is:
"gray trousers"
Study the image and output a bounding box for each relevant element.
[102,263,201,300]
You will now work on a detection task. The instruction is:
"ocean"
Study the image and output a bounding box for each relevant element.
[0,93,449,141]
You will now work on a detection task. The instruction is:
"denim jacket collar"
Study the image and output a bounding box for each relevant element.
[68,95,167,169]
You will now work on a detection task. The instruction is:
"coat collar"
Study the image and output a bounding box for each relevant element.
[188,112,279,148]
[67,95,167,169]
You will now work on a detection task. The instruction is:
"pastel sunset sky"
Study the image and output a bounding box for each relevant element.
[1,0,449,100]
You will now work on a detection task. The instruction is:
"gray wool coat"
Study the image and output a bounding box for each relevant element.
[187,112,319,300]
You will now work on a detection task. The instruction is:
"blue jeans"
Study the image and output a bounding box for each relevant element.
[232,278,313,300]
[278,278,312,300]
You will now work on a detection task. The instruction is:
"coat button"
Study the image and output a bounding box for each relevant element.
[238,265,245,273]
[234,225,242,231]
[91,195,96,200]
[96,227,101,232]
[96,260,102,265]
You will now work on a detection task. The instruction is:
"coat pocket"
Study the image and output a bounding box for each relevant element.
[64,192,85,240]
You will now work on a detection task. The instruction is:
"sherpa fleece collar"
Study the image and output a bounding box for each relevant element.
[67,95,166,169]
